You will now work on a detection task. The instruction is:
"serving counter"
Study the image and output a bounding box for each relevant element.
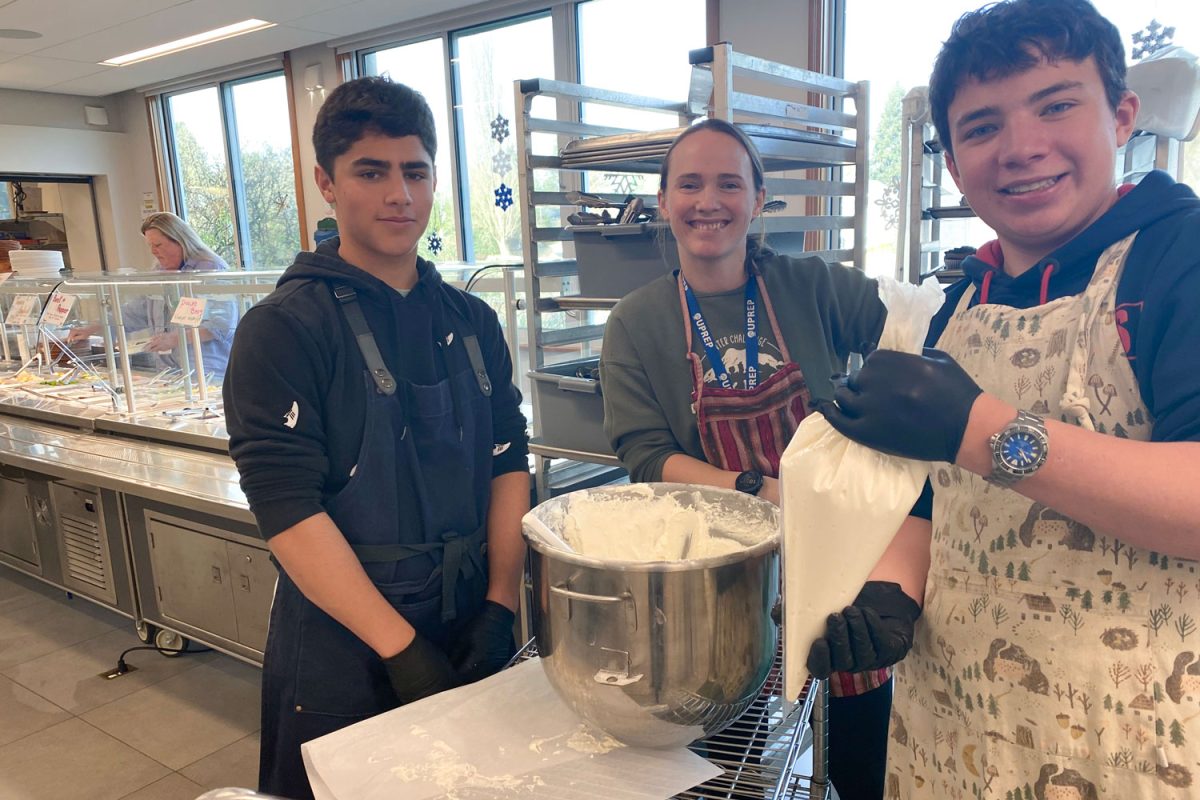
[0,268,280,661]
[0,263,526,664]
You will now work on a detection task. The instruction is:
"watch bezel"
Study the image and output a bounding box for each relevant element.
[735,469,764,496]
[987,411,1048,486]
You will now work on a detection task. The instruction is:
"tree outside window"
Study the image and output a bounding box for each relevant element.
[845,0,1200,280]
[164,73,301,269]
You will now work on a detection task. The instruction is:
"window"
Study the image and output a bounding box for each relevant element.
[359,0,708,263]
[0,183,12,219]
[227,75,302,270]
[162,72,301,269]
[451,14,556,263]
[843,0,1200,280]
[577,0,705,198]
[354,1,709,397]
[166,87,235,264]
[364,38,461,262]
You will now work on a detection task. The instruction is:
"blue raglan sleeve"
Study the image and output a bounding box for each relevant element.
[1127,223,1200,443]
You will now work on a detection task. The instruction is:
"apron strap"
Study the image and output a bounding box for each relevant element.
[349,524,488,622]
[333,285,397,396]
[751,266,792,363]
[462,334,493,397]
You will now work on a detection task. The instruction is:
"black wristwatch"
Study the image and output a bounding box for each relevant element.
[735,469,764,496]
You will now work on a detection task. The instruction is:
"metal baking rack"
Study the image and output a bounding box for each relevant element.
[512,639,831,800]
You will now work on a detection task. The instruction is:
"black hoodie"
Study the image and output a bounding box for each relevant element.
[928,170,1200,444]
[223,240,528,539]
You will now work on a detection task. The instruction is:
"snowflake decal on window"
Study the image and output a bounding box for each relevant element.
[1132,19,1175,60]
[494,183,514,212]
[490,114,510,144]
[492,150,511,177]
[874,180,901,231]
[426,232,443,255]
[603,173,639,196]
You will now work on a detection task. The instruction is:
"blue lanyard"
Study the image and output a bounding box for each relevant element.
[681,273,759,389]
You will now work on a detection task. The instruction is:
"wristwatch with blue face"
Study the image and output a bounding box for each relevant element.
[986,410,1049,487]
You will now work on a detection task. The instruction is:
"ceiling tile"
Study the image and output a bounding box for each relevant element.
[38,4,267,63]
[0,0,483,95]
[0,53,106,91]
[236,0,350,24]
[289,0,457,38]
[0,0,190,56]
[44,25,330,95]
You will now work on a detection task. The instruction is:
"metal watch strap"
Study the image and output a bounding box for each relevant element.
[985,410,1048,488]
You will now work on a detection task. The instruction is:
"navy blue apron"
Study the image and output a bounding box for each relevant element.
[258,284,495,800]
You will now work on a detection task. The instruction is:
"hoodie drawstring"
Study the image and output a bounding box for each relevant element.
[1039,261,1055,306]
[977,261,1055,306]
[979,269,995,305]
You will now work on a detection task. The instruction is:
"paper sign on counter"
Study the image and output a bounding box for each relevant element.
[170,297,207,327]
[5,295,39,326]
[39,291,77,327]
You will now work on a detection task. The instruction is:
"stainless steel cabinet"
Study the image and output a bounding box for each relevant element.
[50,483,118,605]
[148,517,242,643]
[0,470,38,569]
[130,499,274,663]
[227,542,276,652]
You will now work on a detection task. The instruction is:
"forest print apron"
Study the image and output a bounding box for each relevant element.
[887,233,1200,799]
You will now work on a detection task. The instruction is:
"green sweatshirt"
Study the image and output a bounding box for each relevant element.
[600,251,886,482]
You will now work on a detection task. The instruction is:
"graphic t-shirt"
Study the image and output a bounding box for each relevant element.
[687,283,786,388]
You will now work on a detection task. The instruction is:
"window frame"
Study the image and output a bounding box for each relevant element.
[352,0,713,263]
[829,0,1193,182]
[154,68,303,269]
[356,8,568,263]
[358,33,469,262]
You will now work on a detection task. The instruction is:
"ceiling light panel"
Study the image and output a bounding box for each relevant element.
[101,19,276,67]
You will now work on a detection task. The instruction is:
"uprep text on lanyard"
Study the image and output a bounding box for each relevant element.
[681,273,759,389]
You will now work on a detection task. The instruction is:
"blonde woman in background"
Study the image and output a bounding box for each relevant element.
[68,212,236,376]
[140,212,229,273]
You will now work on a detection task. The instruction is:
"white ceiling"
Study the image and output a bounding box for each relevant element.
[0,0,478,96]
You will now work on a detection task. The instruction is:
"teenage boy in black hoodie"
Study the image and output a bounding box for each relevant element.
[223,77,529,800]
[803,1,1200,796]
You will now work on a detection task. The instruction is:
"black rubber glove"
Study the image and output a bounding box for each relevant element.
[449,600,517,684]
[383,633,461,706]
[806,581,922,678]
[818,348,983,463]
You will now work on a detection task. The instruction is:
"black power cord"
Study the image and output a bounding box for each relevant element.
[103,640,215,680]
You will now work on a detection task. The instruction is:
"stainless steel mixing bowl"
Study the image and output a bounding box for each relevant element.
[524,483,779,748]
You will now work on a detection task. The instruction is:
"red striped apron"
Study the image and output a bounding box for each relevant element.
[677,266,891,697]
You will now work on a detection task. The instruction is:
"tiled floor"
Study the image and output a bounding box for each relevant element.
[0,567,261,800]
